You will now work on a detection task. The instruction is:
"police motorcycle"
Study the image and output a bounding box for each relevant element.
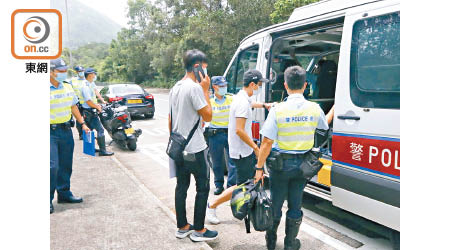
[99,102,142,151]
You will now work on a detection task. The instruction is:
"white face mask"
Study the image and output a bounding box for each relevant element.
[203,67,207,76]
[253,85,260,96]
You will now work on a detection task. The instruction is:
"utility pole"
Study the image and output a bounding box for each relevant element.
[64,0,73,68]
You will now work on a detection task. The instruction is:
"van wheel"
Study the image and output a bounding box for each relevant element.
[145,113,154,119]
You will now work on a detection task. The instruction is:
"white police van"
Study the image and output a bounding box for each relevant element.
[222,0,400,242]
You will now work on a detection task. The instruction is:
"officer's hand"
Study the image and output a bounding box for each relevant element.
[82,124,90,133]
[199,70,210,93]
[97,105,102,113]
[254,169,264,185]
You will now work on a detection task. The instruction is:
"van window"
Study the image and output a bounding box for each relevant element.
[232,45,259,93]
[225,57,237,92]
[350,12,400,109]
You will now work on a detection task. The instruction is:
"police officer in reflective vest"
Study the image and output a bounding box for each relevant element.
[81,68,114,156]
[50,58,90,214]
[207,76,237,195]
[71,65,86,140]
[254,66,329,250]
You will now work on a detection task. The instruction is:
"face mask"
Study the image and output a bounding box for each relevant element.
[218,87,227,96]
[55,72,67,82]
[93,75,97,81]
[78,72,85,78]
[203,68,208,76]
[253,86,260,96]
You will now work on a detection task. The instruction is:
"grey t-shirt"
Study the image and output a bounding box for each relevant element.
[169,78,208,154]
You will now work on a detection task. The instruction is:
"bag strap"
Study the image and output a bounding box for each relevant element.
[170,103,201,145]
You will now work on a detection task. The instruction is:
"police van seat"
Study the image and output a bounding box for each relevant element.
[315,60,337,114]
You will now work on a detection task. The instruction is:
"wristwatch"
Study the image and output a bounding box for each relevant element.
[254,165,264,171]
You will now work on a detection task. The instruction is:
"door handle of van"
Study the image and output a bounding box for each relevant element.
[337,115,360,121]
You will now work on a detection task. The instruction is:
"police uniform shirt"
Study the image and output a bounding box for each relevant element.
[260,93,328,154]
[81,80,97,109]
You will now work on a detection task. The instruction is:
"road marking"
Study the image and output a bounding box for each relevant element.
[141,128,168,136]
[137,143,169,169]
[301,223,354,250]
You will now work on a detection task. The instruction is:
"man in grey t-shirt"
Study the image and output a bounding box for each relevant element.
[168,49,218,242]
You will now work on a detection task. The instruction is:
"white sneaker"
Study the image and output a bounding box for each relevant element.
[206,204,220,225]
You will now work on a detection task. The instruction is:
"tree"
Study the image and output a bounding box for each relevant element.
[270,0,320,24]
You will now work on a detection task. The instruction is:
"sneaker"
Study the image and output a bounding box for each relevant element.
[175,224,194,239]
[206,204,220,225]
[214,186,224,195]
[189,229,218,242]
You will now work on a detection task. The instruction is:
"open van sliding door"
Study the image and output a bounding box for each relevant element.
[331,3,400,231]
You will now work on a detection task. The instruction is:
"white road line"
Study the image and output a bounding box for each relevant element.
[141,128,168,137]
[301,223,354,250]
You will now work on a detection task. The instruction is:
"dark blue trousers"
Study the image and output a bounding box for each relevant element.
[50,127,75,202]
[269,158,308,220]
[86,115,105,137]
[208,132,236,188]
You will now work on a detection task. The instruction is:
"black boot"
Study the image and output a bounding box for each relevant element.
[266,217,281,250]
[97,136,114,156]
[284,217,302,250]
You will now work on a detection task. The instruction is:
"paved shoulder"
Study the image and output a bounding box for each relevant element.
[50,129,211,250]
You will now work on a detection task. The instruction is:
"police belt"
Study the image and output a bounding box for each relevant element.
[279,153,306,160]
[50,121,73,130]
[206,127,228,136]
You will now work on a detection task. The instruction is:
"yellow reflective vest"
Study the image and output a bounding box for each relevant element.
[275,101,321,150]
[210,95,233,128]
[50,83,75,124]
[71,78,84,102]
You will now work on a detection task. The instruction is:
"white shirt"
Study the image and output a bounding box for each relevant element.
[228,89,253,159]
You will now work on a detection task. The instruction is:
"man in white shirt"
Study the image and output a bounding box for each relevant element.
[205,69,272,225]
[228,69,269,184]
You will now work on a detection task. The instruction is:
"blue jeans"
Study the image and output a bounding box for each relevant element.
[269,158,308,220]
[50,127,75,202]
[208,132,236,188]
[86,114,105,137]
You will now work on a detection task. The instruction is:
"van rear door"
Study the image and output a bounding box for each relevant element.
[331,2,400,231]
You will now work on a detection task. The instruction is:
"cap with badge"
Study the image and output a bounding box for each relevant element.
[74,65,85,72]
[211,76,228,86]
[50,58,68,71]
[84,68,96,75]
[243,69,269,85]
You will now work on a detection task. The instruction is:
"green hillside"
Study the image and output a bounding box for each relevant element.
[51,0,123,48]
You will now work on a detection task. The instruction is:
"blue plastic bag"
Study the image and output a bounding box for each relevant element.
[83,131,96,156]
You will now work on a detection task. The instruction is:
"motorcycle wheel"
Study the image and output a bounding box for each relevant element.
[127,138,137,151]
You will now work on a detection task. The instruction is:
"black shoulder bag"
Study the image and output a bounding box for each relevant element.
[166,107,200,164]
[300,130,330,180]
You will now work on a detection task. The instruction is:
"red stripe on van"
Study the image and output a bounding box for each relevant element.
[332,134,400,178]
